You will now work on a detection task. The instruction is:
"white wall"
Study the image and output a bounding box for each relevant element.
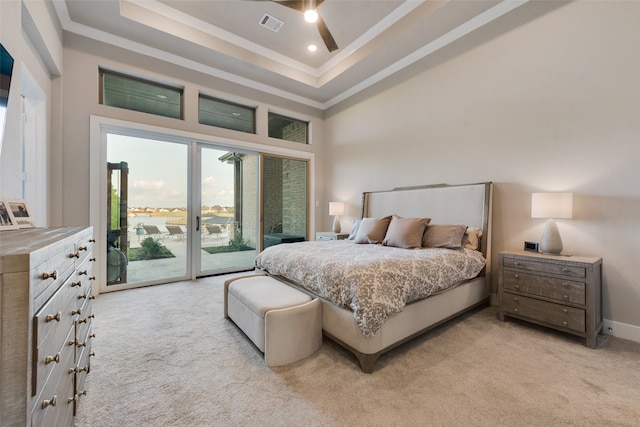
[324,1,640,339]
[0,0,62,225]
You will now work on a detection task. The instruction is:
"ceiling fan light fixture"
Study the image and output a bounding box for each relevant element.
[304,9,318,23]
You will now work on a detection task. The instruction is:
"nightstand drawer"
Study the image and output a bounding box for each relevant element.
[503,270,585,305]
[502,293,585,333]
[503,258,585,278]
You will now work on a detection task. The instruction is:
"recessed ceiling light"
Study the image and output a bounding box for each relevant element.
[232,112,241,117]
[308,44,318,52]
[157,94,168,99]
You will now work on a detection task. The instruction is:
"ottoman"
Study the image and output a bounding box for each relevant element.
[224,274,322,367]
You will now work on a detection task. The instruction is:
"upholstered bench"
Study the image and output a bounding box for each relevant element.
[224,274,322,367]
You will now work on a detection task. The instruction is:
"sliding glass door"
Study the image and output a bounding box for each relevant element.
[196,145,258,276]
[106,134,189,288]
[103,133,258,291]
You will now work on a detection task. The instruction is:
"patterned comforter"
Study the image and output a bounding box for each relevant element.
[254,240,486,337]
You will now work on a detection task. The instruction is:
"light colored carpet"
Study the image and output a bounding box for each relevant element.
[76,273,640,426]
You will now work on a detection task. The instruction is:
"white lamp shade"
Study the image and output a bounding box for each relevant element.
[531,193,573,219]
[329,202,345,216]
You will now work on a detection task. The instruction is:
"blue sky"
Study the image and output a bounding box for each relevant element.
[107,134,235,208]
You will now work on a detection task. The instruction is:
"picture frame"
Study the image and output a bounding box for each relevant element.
[5,199,36,228]
[0,200,18,230]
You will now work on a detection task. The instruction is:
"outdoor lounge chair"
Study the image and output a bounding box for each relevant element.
[166,225,185,239]
[142,225,163,239]
[206,223,224,239]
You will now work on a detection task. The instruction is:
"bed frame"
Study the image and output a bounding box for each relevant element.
[284,182,493,372]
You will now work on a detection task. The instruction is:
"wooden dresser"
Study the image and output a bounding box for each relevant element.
[498,250,602,348]
[0,227,96,427]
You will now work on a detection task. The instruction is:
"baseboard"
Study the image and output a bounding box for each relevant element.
[603,319,640,344]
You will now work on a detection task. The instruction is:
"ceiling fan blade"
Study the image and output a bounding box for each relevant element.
[272,1,304,12]
[317,15,338,52]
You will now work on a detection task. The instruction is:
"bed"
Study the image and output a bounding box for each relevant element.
[255,182,493,372]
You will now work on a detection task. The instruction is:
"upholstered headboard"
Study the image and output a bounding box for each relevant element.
[362,182,493,272]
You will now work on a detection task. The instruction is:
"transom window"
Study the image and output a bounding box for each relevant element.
[100,69,183,119]
[268,112,308,144]
[198,94,256,134]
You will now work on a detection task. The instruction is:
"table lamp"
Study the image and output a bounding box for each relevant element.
[531,192,573,255]
[329,202,344,233]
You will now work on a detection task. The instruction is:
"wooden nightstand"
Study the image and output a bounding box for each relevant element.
[498,250,603,348]
[316,231,349,241]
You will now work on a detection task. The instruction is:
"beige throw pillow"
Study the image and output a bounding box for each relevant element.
[422,224,468,249]
[383,215,431,249]
[464,227,483,250]
[354,216,392,244]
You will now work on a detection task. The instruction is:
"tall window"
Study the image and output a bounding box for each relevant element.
[268,112,308,144]
[100,69,183,119]
[199,94,256,134]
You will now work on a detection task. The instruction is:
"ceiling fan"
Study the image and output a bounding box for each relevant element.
[272,0,339,52]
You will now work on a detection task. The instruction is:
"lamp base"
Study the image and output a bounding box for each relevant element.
[332,215,341,233]
[540,218,563,255]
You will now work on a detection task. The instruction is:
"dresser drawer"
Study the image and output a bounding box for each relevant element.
[503,269,586,305]
[31,327,75,427]
[33,319,76,400]
[502,293,585,333]
[502,257,585,278]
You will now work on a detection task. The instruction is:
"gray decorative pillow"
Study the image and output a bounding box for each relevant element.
[422,224,468,249]
[383,215,431,249]
[347,218,362,240]
[354,216,392,244]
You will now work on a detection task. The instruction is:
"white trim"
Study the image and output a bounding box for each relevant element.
[603,319,640,344]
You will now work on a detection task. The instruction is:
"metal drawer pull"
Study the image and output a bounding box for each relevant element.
[79,270,88,275]
[68,338,78,346]
[563,295,569,299]
[45,353,61,364]
[78,318,88,324]
[72,309,82,315]
[42,271,58,280]
[562,321,568,326]
[89,351,96,357]
[89,239,96,243]
[79,245,88,251]
[88,314,95,319]
[76,341,86,348]
[78,294,87,300]
[67,395,77,404]
[562,309,568,313]
[513,261,519,266]
[90,295,96,300]
[562,268,569,272]
[514,285,519,290]
[42,395,57,409]
[90,257,96,262]
[78,390,88,397]
[513,297,519,302]
[45,312,61,322]
[89,276,96,281]
[513,308,519,312]
[69,252,79,259]
[514,274,520,279]
[89,333,96,339]
[71,281,82,287]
